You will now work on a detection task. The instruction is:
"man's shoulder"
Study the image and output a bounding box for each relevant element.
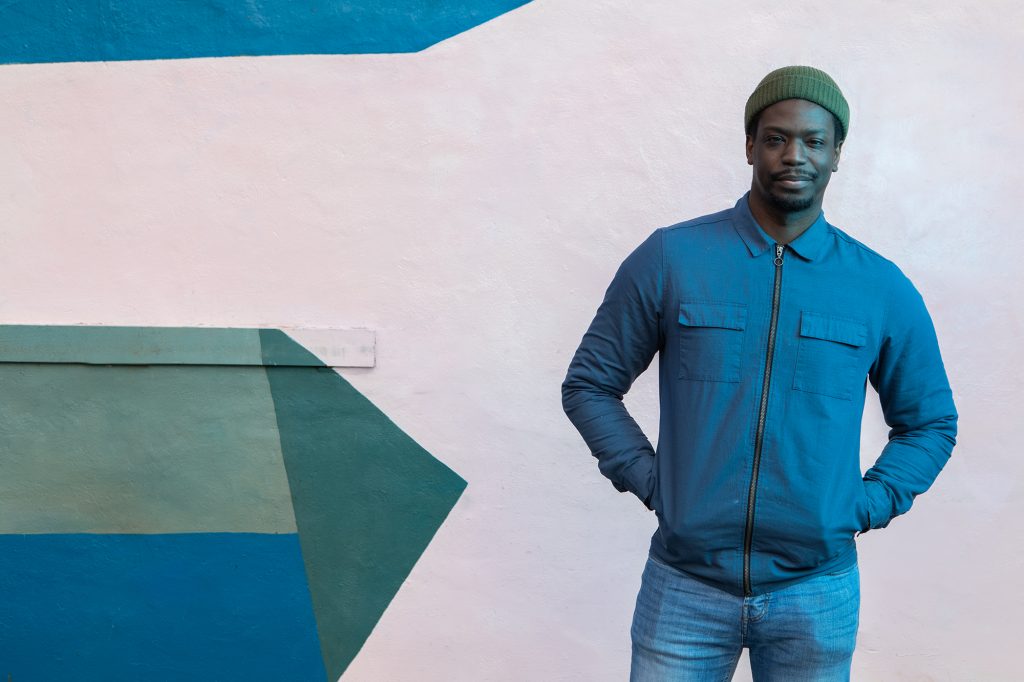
[827,221,906,278]
[660,206,735,234]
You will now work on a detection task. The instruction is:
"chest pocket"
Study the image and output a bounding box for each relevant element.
[792,312,867,400]
[678,302,747,383]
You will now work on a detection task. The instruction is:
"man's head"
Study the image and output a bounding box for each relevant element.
[744,66,848,216]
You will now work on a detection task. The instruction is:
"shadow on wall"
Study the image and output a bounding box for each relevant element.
[0,325,466,681]
[0,0,534,63]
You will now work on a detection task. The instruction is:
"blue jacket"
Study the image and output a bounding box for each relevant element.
[562,194,957,597]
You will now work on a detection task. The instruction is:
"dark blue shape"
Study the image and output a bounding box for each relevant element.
[0,533,327,681]
[0,0,532,64]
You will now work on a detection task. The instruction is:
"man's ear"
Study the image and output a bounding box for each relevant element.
[745,134,754,165]
[832,140,844,172]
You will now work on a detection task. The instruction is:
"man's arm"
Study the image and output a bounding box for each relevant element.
[863,266,958,530]
[561,229,664,509]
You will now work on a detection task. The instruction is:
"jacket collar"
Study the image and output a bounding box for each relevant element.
[731,192,830,261]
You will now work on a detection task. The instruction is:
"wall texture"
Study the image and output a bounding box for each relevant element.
[0,1,1020,680]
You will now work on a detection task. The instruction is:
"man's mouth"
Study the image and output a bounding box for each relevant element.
[774,174,814,189]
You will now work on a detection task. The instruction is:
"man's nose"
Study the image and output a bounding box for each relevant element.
[782,140,807,165]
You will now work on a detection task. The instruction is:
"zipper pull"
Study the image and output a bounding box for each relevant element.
[774,243,784,266]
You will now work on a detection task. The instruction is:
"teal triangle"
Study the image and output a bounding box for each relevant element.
[261,331,465,679]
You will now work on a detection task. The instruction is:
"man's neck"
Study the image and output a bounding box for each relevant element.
[747,192,822,245]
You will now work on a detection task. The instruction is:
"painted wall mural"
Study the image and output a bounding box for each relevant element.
[0,325,466,680]
[0,0,533,64]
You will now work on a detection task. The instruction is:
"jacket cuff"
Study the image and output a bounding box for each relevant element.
[864,478,894,530]
[619,456,656,510]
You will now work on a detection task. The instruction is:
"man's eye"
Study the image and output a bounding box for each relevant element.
[807,139,825,147]
[766,136,783,144]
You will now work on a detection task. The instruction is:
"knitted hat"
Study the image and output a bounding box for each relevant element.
[744,66,849,139]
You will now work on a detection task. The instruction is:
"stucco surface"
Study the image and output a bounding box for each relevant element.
[0,1,1020,680]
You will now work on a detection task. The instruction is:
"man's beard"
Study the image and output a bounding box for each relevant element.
[766,188,815,212]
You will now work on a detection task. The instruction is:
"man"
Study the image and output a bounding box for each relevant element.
[561,66,957,681]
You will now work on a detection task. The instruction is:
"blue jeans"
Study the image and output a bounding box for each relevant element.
[630,555,859,681]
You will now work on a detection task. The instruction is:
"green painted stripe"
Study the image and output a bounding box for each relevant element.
[261,330,466,679]
[0,325,262,365]
[0,363,296,534]
[0,325,336,366]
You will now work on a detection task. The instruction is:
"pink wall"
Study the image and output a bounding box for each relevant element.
[0,1,1019,679]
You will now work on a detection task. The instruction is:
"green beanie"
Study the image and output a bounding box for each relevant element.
[744,65,849,139]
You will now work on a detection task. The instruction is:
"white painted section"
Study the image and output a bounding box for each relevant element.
[284,328,375,368]
[0,1,1020,680]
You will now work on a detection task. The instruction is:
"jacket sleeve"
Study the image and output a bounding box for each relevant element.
[863,266,958,530]
[561,229,664,509]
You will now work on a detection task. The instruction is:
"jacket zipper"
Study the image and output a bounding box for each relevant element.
[743,242,785,596]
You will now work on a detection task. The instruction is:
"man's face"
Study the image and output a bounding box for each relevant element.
[745,99,843,214]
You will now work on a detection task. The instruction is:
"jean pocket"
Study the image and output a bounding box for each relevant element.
[677,301,747,383]
[792,311,866,400]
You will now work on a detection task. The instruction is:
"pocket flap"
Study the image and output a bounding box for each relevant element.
[799,311,866,347]
[678,302,748,331]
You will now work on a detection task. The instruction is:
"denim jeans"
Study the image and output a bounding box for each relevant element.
[630,555,859,681]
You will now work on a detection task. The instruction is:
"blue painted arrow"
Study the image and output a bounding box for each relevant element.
[0,0,532,64]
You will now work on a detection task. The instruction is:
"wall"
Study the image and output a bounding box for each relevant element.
[0,1,1020,680]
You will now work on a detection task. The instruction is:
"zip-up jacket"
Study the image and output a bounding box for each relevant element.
[562,194,958,596]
